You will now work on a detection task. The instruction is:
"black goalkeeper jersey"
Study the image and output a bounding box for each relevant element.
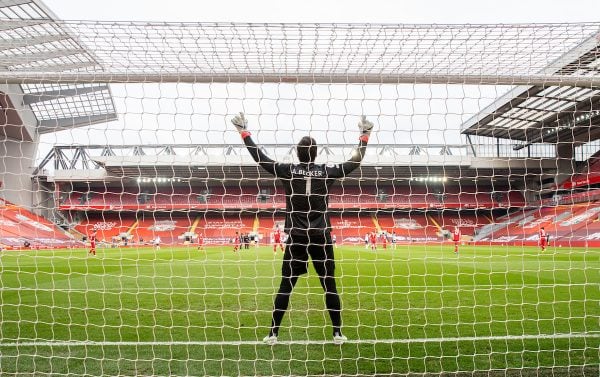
[244,136,368,236]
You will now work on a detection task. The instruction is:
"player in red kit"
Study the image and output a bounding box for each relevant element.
[273,226,284,253]
[539,227,548,252]
[233,231,242,252]
[88,231,97,256]
[381,233,387,249]
[452,227,461,253]
[369,232,377,251]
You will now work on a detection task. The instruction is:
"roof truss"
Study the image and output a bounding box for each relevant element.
[0,0,118,133]
[462,32,600,146]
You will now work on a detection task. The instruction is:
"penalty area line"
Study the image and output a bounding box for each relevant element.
[0,333,597,347]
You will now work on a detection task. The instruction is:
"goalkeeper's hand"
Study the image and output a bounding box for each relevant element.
[358,115,374,136]
[231,112,248,133]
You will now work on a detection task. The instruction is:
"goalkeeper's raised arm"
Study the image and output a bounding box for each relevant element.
[230,112,278,176]
[325,115,372,178]
[230,112,372,178]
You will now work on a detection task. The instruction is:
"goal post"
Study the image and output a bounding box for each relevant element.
[1,72,599,87]
[0,20,599,377]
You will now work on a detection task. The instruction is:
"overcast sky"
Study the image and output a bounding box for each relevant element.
[43,0,600,23]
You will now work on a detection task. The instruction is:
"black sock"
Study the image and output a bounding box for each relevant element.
[319,276,342,337]
[270,276,298,336]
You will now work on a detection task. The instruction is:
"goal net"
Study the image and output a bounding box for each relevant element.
[0,19,599,376]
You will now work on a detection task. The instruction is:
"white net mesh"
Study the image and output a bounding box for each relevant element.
[0,19,599,376]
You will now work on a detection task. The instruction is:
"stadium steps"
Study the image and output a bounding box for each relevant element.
[127,219,139,236]
[371,215,381,233]
[66,226,86,241]
[252,215,260,233]
[0,222,29,240]
[472,209,538,241]
[552,205,600,242]
[516,214,536,227]
[427,215,447,238]
[427,215,443,231]
[188,215,202,234]
[553,210,573,223]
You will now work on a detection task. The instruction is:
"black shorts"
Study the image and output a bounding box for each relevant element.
[282,234,334,278]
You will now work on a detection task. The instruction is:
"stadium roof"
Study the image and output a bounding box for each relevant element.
[461,31,600,148]
[0,0,117,136]
[36,144,558,186]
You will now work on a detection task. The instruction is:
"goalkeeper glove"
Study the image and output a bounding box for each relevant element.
[231,112,248,133]
[358,115,374,137]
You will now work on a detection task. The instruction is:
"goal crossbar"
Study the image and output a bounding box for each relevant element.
[1,72,599,87]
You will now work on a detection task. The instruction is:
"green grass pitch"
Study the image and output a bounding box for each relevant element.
[0,244,598,376]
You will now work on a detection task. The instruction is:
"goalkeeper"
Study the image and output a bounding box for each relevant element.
[231,112,373,345]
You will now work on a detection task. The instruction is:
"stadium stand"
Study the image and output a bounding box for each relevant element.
[0,198,78,249]
[566,209,600,244]
[330,213,374,244]
[60,186,525,211]
[555,204,600,246]
[473,203,600,246]
[130,215,194,245]
[46,179,600,248]
[430,211,491,236]
[61,183,528,246]
[196,214,257,245]
[74,214,137,244]
[375,212,440,243]
[255,215,285,243]
[560,150,600,190]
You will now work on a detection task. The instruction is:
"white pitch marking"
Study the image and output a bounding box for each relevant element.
[0,283,595,292]
[0,333,597,348]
